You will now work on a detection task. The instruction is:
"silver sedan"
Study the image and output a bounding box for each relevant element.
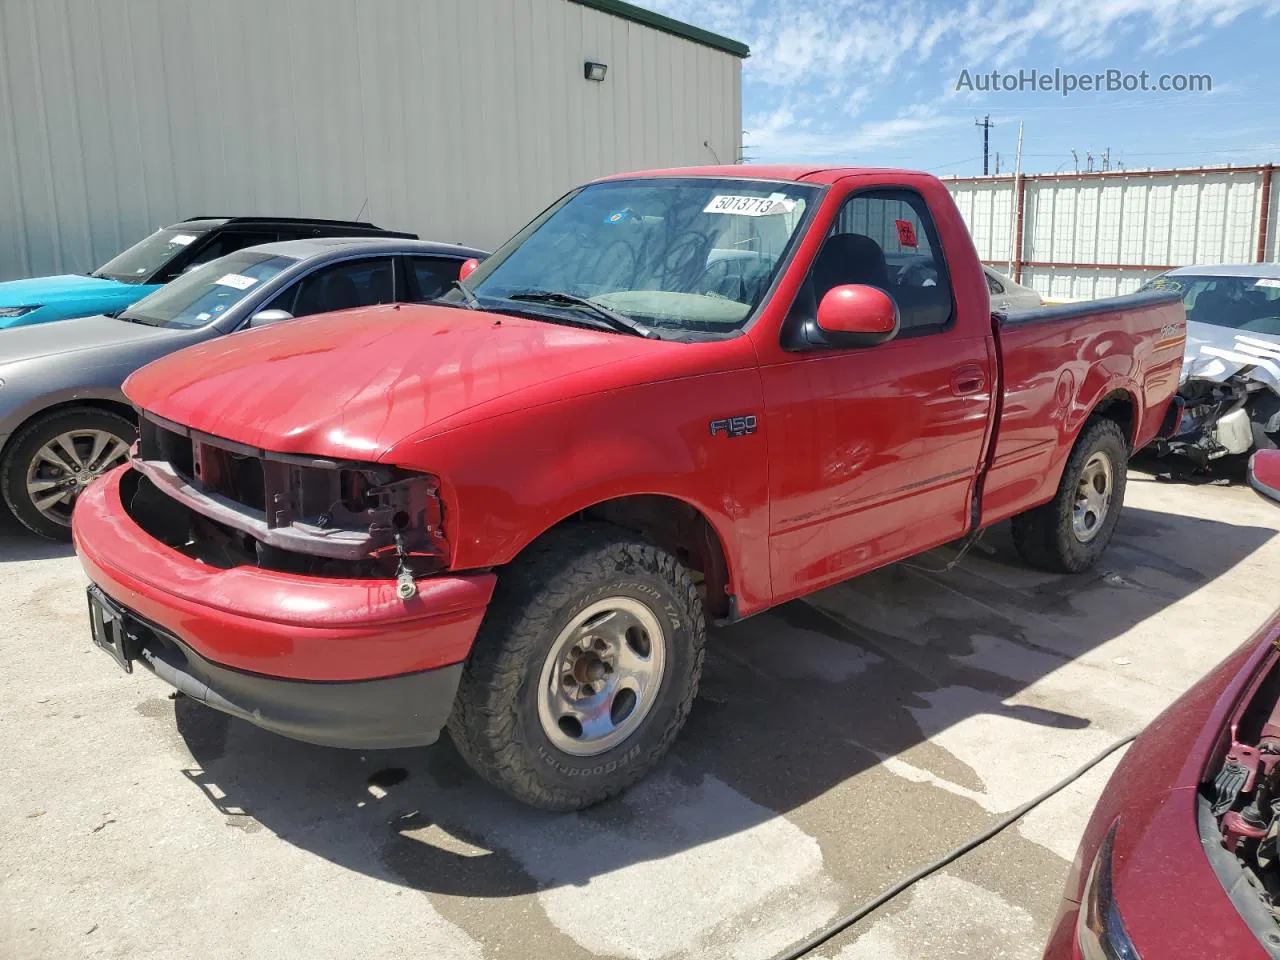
[0,236,485,539]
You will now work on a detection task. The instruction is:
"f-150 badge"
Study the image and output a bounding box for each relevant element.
[710,415,758,438]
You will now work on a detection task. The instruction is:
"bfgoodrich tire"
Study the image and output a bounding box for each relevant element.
[1011,417,1129,573]
[447,523,705,811]
[1,407,136,541]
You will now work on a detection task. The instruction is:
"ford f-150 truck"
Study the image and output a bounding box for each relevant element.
[72,166,1186,810]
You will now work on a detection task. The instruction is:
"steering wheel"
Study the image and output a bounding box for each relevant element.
[659,230,712,291]
[899,261,937,288]
[694,258,748,301]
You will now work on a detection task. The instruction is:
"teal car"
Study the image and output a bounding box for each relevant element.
[0,216,416,329]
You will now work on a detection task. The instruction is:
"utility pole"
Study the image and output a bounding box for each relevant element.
[1101,147,1110,172]
[1086,151,1094,172]
[1008,120,1024,279]
[976,115,994,175]
[1071,149,1079,173]
[994,152,1001,175]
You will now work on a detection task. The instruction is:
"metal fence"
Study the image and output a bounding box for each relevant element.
[944,165,1278,300]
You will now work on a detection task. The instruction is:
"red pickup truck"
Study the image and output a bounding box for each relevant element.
[73,165,1186,810]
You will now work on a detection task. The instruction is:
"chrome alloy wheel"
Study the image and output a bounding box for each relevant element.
[1072,451,1114,543]
[536,597,667,757]
[25,429,131,527]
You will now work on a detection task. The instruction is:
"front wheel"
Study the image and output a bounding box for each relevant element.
[1,408,136,540]
[1011,417,1129,573]
[448,524,705,810]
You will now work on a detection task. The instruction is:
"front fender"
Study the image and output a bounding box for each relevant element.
[387,368,774,615]
[0,383,132,451]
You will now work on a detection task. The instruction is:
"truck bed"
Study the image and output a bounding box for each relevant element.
[981,289,1186,525]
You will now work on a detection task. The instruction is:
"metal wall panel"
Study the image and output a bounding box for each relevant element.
[946,166,1277,300]
[0,0,742,280]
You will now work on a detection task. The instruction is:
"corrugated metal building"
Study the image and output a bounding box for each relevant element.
[0,0,746,281]
[945,165,1279,300]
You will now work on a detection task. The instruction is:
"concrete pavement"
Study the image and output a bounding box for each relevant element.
[2,470,1277,960]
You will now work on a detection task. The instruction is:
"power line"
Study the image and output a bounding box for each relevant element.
[926,155,983,173]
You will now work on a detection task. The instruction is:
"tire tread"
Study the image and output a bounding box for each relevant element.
[447,523,705,810]
[0,406,135,540]
[1011,417,1128,573]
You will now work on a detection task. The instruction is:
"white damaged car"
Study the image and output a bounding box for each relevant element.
[1141,264,1280,466]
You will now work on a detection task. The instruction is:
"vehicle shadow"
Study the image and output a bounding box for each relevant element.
[1132,447,1250,485]
[0,509,74,561]
[169,503,1275,907]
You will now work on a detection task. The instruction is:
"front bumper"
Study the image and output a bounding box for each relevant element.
[73,465,497,748]
[101,593,464,748]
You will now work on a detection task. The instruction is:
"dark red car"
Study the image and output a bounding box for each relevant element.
[1252,449,1280,503]
[1044,609,1280,959]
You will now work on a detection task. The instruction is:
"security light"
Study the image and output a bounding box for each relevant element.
[584,61,608,82]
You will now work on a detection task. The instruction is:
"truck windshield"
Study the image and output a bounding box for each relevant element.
[119,251,296,329]
[93,228,209,284]
[460,177,820,335]
[1142,273,1280,337]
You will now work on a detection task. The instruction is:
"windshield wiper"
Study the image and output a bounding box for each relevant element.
[506,290,656,338]
[116,312,162,326]
[452,280,480,309]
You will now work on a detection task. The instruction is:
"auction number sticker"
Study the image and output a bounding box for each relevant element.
[170,233,197,246]
[703,194,796,216]
[1254,278,1280,289]
[214,273,258,290]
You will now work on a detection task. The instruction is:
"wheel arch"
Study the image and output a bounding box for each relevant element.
[502,493,737,621]
[1,398,136,461]
[1087,387,1139,451]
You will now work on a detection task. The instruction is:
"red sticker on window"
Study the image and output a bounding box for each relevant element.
[895,219,918,248]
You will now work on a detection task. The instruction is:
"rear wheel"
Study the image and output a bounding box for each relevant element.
[1,408,135,540]
[1011,417,1129,573]
[448,524,705,810]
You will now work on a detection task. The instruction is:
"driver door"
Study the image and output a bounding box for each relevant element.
[763,188,993,600]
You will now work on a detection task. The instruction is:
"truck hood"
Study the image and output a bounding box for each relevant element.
[0,273,138,306]
[123,303,693,460]
[0,314,183,368]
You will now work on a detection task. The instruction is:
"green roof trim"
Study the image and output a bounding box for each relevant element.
[569,0,750,58]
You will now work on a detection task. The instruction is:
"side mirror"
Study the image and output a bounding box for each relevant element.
[815,284,899,347]
[458,258,480,282]
[247,309,293,328]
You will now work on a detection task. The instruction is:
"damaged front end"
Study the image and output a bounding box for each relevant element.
[124,412,449,585]
[1203,646,1280,954]
[1156,333,1280,467]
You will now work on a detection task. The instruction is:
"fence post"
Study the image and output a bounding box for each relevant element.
[1258,164,1274,263]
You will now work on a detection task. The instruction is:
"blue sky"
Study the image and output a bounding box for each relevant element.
[647,0,1280,175]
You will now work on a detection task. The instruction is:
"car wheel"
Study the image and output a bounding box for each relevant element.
[1011,417,1129,573]
[1,408,136,541]
[448,523,705,810]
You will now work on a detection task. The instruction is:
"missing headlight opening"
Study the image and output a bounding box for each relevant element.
[124,413,447,579]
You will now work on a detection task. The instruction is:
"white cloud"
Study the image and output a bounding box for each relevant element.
[645,0,1280,162]
[958,0,1280,63]
[650,0,1280,84]
[745,106,960,161]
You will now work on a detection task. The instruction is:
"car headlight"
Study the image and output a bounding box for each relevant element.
[1077,822,1141,959]
[0,305,40,318]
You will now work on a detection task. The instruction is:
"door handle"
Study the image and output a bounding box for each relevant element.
[950,363,986,396]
